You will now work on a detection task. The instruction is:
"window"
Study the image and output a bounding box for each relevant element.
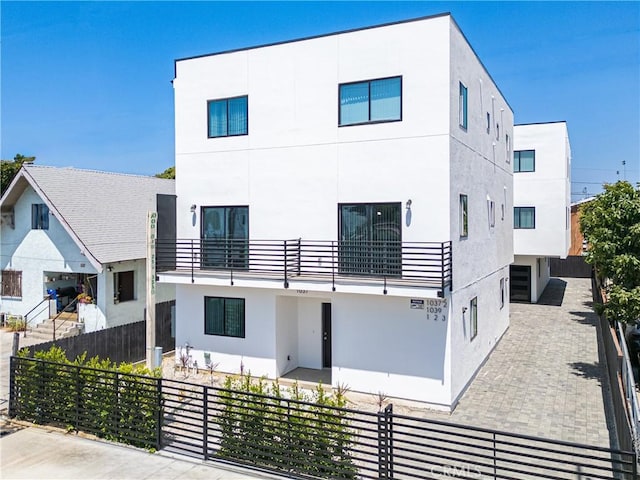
[202,206,249,269]
[514,150,535,172]
[460,194,468,237]
[205,296,245,338]
[459,82,468,129]
[470,297,478,340]
[339,76,401,126]
[1,270,22,298]
[500,278,505,309]
[488,199,495,228]
[496,123,500,141]
[486,112,491,134]
[114,270,134,303]
[31,204,49,230]
[207,96,248,138]
[514,207,535,229]
[338,203,401,276]
[505,134,511,162]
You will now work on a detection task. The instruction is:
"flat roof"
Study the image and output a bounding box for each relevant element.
[173,12,512,111]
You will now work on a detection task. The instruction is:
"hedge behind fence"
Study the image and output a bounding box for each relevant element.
[216,375,357,479]
[13,346,161,450]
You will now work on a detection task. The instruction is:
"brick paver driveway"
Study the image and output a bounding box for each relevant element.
[406,277,617,448]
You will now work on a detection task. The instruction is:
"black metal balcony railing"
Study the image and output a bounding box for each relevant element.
[156,239,452,294]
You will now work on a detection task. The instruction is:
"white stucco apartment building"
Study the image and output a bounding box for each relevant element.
[511,122,571,303]
[0,165,176,333]
[159,13,514,410]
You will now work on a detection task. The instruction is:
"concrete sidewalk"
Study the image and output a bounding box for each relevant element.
[0,424,282,480]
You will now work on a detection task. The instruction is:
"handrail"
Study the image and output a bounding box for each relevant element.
[52,296,81,341]
[23,295,51,337]
[617,321,640,458]
[157,238,453,292]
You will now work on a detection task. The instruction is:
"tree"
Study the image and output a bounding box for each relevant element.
[579,181,640,324]
[155,166,175,179]
[1,154,35,194]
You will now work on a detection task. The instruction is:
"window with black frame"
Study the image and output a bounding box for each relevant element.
[338,203,401,276]
[201,206,249,269]
[205,296,245,338]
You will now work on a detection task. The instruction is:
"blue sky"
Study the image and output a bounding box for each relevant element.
[2,1,638,200]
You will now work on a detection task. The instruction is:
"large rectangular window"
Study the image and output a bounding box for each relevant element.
[470,297,478,340]
[1,270,22,298]
[459,82,468,130]
[514,207,536,229]
[339,202,401,276]
[339,76,401,126]
[514,150,535,172]
[202,206,249,269]
[31,204,49,230]
[205,296,245,338]
[208,96,248,138]
[460,194,468,238]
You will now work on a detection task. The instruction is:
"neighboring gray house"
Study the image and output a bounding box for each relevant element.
[0,164,175,333]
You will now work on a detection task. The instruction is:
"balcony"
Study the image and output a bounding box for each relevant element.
[156,239,452,294]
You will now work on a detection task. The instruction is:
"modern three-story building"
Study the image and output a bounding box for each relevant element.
[159,13,514,410]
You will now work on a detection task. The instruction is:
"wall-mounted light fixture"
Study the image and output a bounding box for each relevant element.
[107,266,113,272]
[406,199,412,210]
[462,306,468,314]
[190,204,197,213]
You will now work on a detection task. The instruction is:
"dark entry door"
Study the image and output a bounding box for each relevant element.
[510,265,531,303]
[322,303,332,368]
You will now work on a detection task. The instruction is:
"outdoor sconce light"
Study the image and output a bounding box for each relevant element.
[107,266,113,272]
[462,307,468,314]
[190,204,197,213]
[406,199,412,210]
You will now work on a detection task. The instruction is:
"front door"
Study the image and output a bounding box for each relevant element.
[510,265,531,302]
[322,303,332,368]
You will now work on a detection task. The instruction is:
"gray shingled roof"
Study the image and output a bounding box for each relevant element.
[23,165,174,265]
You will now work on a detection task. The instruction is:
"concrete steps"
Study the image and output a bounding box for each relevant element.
[25,315,83,343]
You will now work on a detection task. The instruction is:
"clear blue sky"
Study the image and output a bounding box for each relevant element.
[2,1,639,201]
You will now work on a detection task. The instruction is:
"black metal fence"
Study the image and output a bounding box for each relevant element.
[9,356,637,479]
[157,239,452,293]
[22,300,175,364]
[593,274,640,456]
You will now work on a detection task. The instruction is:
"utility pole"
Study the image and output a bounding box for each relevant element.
[146,211,157,369]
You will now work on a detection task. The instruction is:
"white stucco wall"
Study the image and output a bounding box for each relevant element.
[0,186,98,324]
[513,122,571,258]
[174,15,453,244]
[175,284,278,377]
[448,266,510,405]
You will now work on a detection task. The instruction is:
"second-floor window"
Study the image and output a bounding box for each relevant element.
[32,204,49,230]
[208,96,248,138]
[514,207,535,229]
[202,206,249,269]
[339,76,401,126]
[514,150,535,172]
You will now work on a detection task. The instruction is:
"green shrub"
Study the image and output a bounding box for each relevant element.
[14,346,161,450]
[216,373,357,478]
